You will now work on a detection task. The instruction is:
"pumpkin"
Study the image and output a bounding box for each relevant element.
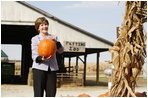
[78,94,91,97]
[97,92,108,97]
[38,39,56,58]
[135,92,147,97]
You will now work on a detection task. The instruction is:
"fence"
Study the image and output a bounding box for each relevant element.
[57,73,84,87]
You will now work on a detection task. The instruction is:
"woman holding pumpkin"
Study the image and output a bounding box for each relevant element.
[31,17,63,97]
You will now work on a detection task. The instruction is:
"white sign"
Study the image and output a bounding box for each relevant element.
[63,41,85,52]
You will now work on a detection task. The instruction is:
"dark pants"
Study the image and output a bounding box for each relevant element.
[32,68,57,97]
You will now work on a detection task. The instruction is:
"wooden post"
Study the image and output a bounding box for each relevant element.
[96,52,100,84]
[62,55,65,68]
[76,56,78,75]
[84,54,87,86]
[69,57,71,73]
[116,27,120,38]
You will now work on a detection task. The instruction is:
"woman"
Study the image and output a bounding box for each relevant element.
[31,17,63,97]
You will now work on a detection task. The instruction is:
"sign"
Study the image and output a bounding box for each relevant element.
[63,41,86,52]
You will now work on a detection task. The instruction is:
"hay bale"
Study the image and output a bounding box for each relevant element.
[28,67,33,86]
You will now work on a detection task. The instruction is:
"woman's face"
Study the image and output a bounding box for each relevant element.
[38,23,49,34]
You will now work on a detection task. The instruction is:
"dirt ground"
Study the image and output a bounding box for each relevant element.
[1,77,147,97]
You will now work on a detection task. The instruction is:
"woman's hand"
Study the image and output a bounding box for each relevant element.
[42,55,52,61]
[46,36,56,42]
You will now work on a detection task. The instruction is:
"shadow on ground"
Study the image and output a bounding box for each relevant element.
[86,80,108,86]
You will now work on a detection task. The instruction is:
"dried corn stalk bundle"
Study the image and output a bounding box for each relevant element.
[109,1,147,97]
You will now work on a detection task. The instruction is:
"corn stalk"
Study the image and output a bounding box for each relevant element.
[109,1,147,97]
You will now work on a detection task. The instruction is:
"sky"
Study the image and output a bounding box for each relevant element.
[26,1,125,42]
[1,1,127,62]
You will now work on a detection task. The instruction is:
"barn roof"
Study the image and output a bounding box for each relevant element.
[18,1,113,46]
[2,1,113,46]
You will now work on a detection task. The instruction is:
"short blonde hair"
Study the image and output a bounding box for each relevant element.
[35,17,49,32]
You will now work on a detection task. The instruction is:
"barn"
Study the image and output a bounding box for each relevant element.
[1,1,113,85]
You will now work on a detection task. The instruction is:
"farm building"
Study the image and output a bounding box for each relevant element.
[1,49,22,83]
[1,1,113,85]
[1,50,8,61]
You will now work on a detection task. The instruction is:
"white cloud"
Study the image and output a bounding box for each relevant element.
[64,1,121,9]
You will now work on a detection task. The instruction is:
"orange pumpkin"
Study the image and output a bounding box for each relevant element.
[38,39,56,58]
[78,94,91,97]
[135,92,146,97]
[97,92,108,97]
